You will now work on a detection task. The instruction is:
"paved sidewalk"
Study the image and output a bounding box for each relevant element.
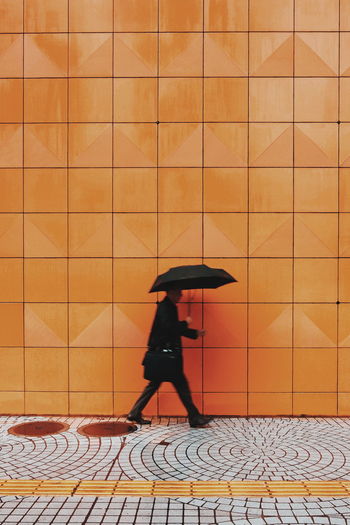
[0,416,350,524]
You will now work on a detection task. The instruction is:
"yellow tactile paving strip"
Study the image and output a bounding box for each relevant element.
[1,480,350,498]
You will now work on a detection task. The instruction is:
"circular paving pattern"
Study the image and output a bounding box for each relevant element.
[118,418,350,482]
[77,421,137,437]
[1,416,350,521]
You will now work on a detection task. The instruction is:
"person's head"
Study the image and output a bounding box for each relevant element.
[166,288,183,303]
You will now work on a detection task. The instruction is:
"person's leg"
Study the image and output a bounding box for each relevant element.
[128,380,161,422]
[171,373,200,422]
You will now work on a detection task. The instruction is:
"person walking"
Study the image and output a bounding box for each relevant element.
[127,288,213,428]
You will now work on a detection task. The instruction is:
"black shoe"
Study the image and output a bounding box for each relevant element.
[189,415,213,428]
[127,414,151,425]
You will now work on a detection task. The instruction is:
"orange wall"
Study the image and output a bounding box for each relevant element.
[0,0,349,416]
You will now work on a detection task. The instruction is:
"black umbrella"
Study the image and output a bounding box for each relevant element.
[149,264,237,293]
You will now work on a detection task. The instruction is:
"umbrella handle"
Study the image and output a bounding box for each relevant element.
[186,290,195,316]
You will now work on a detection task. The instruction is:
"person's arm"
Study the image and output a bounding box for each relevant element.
[157,302,198,340]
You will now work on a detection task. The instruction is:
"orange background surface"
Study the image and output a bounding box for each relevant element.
[0,0,350,416]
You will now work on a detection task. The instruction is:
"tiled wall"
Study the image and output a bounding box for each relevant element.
[0,0,349,416]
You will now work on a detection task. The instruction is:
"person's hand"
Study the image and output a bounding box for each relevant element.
[186,316,192,324]
[197,329,206,337]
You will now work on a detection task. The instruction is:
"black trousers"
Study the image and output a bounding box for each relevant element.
[129,373,200,422]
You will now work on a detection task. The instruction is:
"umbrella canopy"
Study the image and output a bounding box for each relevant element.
[149,264,237,293]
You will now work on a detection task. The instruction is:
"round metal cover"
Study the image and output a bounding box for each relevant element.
[77,421,137,437]
[8,421,69,437]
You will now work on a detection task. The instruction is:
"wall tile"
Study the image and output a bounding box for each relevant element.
[24,34,68,77]
[204,0,248,31]
[24,214,67,257]
[249,259,293,303]
[0,304,23,347]
[24,259,67,302]
[0,0,23,32]
[69,79,112,123]
[160,33,202,77]
[114,78,157,123]
[0,79,22,123]
[204,33,248,76]
[295,0,339,31]
[115,33,157,77]
[249,304,292,348]
[0,169,22,212]
[294,348,337,392]
[204,168,248,212]
[0,259,22,302]
[295,78,338,122]
[69,213,112,257]
[69,0,113,32]
[25,303,67,347]
[113,168,157,212]
[70,33,112,77]
[69,168,112,212]
[159,78,202,123]
[249,33,293,77]
[114,258,157,302]
[250,78,293,122]
[248,348,292,392]
[69,303,112,347]
[69,348,113,391]
[249,0,293,31]
[203,348,247,392]
[0,35,23,78]
[160,0,203,31]
[0,348,24,391]
[158,168,202,212]
[249,168,293,212]
[25,392,68,415]
[69,393,113,415]
[69,258,112,302]
[248,393,292,416]
[24,0,68,32]
[114,0,158,31]
[204,78,248,122]
[24,169,67,213]
[294,168,338,212]
[294,259,337,302]
[25,348,68,391]
[293,393,337,416]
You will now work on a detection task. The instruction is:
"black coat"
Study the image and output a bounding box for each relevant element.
[148,297,198,351]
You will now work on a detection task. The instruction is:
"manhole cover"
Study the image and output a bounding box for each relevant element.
[8,421,69,437]
[77,422,137,437]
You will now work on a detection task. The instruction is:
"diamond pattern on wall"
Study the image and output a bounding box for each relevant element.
[250,33,293,76]
[295,33,338,76]
[294,305,337,347]
[0,34,22,77]
[204,124,247,167]
[249,124,293,167]
[295,124,338,167]
[24,124,66,168]
[159,124,202,167]
[249,305,292,348]
[25,303,67,347]
[69,304,112,347]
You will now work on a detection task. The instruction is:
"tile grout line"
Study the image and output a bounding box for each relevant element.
[156,0,160,417]
[22,0,25,415]
[292,0,296,417]
[112,0,115,416]
[201,0,204,416]
[67,0,70,417]
[247,0,250,417]
[337,0,341,416]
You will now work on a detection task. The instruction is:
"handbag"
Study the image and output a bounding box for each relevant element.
[142,345,181,382]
